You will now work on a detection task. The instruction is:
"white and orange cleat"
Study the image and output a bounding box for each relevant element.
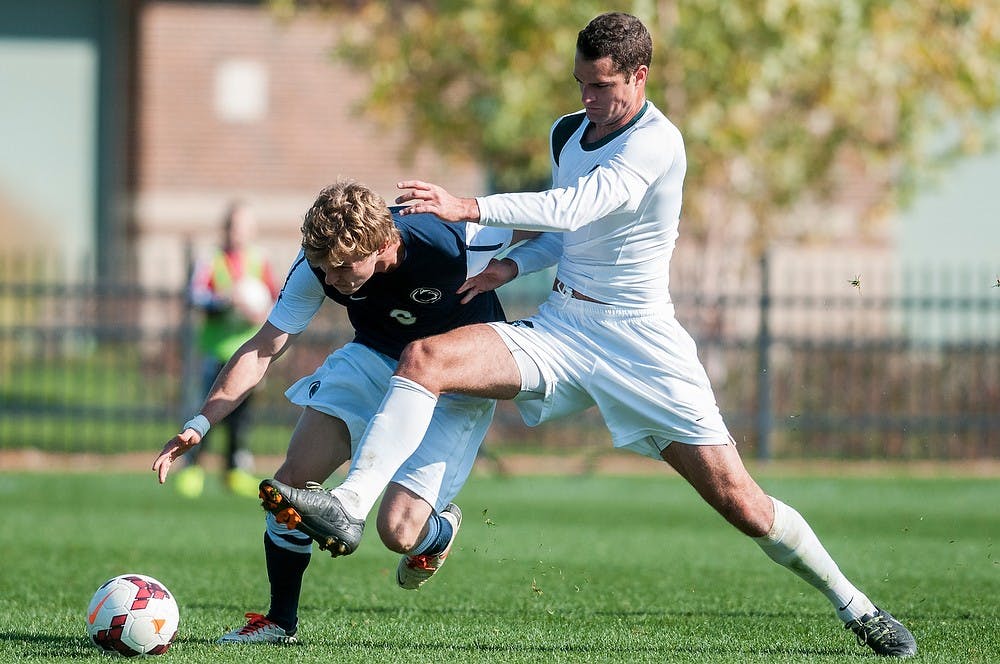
[396,503,462,590]
[217,613,297,644]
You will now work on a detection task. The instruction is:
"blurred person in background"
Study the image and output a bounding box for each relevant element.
[175,200,279,498]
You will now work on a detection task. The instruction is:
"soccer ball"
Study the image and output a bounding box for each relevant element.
[231,276,273,323]
[86,574,179,656]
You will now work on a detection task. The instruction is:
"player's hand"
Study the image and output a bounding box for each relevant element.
[458,258,519,304]
[151,429,203,484]
[395,180,480,222]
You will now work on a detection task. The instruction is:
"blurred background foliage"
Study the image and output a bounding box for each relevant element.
[272,0,1000,252]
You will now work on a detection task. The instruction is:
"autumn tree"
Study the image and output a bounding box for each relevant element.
[274,0,999,256]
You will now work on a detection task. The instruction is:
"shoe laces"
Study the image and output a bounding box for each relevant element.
[405,554,438,571]
[239,612,277,635]
[847,612,897,647]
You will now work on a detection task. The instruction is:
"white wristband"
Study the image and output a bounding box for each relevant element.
[182,414,210,438]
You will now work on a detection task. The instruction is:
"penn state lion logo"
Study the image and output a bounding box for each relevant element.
[410,287,442,304]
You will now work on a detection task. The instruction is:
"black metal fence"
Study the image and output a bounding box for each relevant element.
[1,257,998,461]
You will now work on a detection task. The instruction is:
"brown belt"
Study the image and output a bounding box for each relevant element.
[552,278,607,304]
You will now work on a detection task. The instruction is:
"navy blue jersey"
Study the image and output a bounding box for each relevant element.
[269,212,512,360]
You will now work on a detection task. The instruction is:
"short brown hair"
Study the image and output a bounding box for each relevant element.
[300,180,399,265]
[577,13,652,79]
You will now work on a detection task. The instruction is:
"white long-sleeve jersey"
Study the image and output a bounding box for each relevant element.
[481,101,685,308]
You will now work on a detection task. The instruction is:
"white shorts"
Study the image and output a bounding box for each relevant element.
[285,343,495,511]
[489,294,732,459]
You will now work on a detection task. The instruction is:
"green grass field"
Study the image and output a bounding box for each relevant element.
[0,470,997,663]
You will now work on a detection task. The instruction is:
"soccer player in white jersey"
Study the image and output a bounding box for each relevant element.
[259,13,918,658]
[152,179,540,644]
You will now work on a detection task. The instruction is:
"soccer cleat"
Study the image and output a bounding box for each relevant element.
[225,467,260,498]
[174,465,205,499]
[217,613,297,644]
[259,479,365,557]
[844,608,917,657]
[396,503,462,590]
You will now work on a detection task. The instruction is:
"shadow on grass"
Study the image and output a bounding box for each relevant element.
[0,631,107,659]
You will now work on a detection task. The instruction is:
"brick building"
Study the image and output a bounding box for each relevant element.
[135,0,486,288]
[0,0,485,289]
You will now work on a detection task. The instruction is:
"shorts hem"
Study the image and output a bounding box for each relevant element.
[614,431,734,459]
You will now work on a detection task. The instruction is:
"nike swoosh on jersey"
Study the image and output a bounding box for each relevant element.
[349,295,367,301]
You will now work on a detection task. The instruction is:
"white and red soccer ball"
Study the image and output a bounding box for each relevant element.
[86,574,179,656]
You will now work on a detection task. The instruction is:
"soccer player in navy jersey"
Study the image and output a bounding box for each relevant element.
[152,179,542,643]
[260,13,917,658]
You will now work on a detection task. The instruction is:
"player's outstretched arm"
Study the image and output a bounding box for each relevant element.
[152,322,295,484]
[395,180,480,222]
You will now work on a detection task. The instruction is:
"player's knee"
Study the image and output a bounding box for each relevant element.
[375,513,422,554]
[378,485,433,553]
[715,491,771,537]
[397,337,446,385]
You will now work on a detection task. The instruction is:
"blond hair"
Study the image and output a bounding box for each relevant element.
[300,180,399,265]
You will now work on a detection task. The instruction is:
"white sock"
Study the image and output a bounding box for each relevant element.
[753,496,876,622]
[332,376,437,520]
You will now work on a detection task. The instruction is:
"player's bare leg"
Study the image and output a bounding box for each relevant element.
[379,484,463,590]
[274,407,352,487]
[660,441,916,657]
[377,484,435,553]
[223,408,350,644]
[258,406,366,555]
[659,440,772,536]
[396,324,523,399]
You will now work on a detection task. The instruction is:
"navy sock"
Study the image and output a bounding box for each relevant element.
[263,532,310,633]
[416,513,454,557]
